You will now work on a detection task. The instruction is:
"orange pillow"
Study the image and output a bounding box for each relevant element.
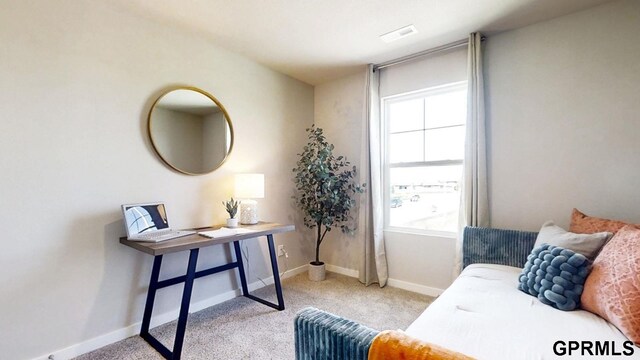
[581,225,640,345]
[368,330,475,360]
[569,208,634,234]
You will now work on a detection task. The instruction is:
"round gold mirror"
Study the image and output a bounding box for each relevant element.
[148,87,233,175]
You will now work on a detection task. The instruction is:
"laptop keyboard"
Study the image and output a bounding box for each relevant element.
[134,229,196,242]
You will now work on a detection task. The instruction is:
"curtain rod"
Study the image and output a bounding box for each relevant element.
[374,37,483,71]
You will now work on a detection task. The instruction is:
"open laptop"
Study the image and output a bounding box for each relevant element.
[121,202,195,242]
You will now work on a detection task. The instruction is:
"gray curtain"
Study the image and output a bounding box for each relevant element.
[455,32,490,275]
[359,64,388,287]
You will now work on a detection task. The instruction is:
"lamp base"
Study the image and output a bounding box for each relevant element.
[240,200,258,224]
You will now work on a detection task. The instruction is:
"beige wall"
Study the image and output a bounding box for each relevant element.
[314,71,367,269]
[314,0,640,293]
[486,0,640,230]
[0,1,313,359]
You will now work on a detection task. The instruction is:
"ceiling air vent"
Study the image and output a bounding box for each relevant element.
[380,25,418,43]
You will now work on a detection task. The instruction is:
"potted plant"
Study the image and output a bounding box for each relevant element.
[292,126,365,281]
[222,197,239,228]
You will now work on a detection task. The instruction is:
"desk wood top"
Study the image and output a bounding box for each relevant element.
[120,221,295,256]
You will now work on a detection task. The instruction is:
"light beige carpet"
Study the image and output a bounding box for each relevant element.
[74,272,434,360]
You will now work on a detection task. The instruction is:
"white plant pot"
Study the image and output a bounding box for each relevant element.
[308,262,326,282]
[226,218,239,228]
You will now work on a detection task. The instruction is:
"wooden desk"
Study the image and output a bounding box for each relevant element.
[120,222,295,360]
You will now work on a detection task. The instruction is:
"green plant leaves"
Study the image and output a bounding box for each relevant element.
[292,125,367,262]
[222,197,238,218]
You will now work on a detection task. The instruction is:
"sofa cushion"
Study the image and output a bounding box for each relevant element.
[581,225,640,345]
[405,264,639,359]
[533,221,611,260]
[518,244,590,311]
[570,208,635,234]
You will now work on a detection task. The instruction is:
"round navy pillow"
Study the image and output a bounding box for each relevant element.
[518,243,590,311]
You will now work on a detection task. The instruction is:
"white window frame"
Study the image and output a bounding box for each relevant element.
[382,81,467,238]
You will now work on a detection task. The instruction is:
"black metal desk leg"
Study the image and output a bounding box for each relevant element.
[233,237,285,311]
[266,234,285,310]
[141,255,163,337]
[172,248,199,360]
[233,240,249,295]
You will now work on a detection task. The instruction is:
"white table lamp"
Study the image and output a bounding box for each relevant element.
[234,173,264,224]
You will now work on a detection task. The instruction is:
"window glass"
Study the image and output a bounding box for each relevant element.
[424,89,467,129]
[384,82,467,234]
[389,131,423,164]
[388,165,462,232]
[388,98,424,133]
[424,126,465,161]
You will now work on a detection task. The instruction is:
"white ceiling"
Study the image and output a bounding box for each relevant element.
[111,0,616,85]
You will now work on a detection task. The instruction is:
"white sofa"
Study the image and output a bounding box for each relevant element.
[406,263,639,359]
[294,226,640,360]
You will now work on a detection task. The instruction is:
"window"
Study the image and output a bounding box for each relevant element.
[383,81,467,234]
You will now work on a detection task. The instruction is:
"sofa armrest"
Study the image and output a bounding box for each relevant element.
[294,307,379,360]
[463,226,538,269]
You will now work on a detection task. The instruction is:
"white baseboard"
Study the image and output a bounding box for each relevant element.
[325,264,359,278]
[323,263,444,297]
[386,278,444,297]
[32,264,308,360]
[278,262,309,282]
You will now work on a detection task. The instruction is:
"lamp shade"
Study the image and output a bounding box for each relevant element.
[234,174,264,199]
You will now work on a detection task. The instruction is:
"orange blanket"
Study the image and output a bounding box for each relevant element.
[368,330,475,360]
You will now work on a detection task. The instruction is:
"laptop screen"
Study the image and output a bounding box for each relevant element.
[123,203,170,237]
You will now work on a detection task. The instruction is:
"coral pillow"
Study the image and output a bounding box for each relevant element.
[581,225,640,345]
[569,208,634,234]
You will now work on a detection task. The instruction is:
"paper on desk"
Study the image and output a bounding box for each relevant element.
[198,227,257,238]
[233,228,257,234]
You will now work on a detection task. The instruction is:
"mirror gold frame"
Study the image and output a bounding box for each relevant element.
[147,86,234,175]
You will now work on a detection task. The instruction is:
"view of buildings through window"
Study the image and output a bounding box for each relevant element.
[384,82,467,233]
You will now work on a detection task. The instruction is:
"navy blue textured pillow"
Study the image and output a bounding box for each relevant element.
[518,244,590,311]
